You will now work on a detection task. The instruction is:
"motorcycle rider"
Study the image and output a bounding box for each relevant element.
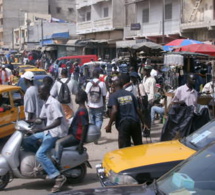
[22,84,68,193]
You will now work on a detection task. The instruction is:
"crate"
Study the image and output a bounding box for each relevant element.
[197,95,213,105]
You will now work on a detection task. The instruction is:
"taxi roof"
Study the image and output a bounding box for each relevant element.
[0,85,21,92]
[25,68,46,71]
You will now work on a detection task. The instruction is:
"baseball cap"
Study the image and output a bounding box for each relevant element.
[22,71,34,81]
[129,71,139,78]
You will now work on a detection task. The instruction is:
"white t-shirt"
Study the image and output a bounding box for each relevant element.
[85,78,107,108]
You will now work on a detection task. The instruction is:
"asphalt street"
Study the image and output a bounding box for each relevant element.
[0,116,163,195]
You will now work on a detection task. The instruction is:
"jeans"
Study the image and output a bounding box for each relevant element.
[151,106,164,122]
[22,132,60,179]
[89,107,104,130]
[54,134,80,164]
[118,119,142,148]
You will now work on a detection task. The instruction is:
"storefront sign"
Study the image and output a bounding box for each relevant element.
[130,23,141,30]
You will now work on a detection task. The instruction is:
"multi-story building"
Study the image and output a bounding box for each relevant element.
[48,0,76,23]
[122,0,182,44]
[13,13,76,51]
[0,0,49,48]
[76,0,125,59]
[181,0,215,42]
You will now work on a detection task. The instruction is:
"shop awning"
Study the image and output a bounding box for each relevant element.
[51,32,70,39]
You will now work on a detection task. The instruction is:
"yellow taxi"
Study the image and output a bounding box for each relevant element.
[96,120,215,186]
[0,85,25,138]
[17,65,35,76]
[23,68,47,76]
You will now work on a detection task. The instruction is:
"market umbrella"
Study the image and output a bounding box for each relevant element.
[163,39,203,51]
[175,43,215,56]
[131,41,163,52]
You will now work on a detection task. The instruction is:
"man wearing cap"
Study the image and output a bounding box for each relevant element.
[23,71,43,121]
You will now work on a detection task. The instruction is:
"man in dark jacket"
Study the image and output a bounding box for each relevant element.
[105,77,144,148]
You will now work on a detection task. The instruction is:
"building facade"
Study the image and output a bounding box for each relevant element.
[123,0,182,44]
[0,0,49,48]
[181,0,215,42]
[48,0,76,23]
[75,0,125,60]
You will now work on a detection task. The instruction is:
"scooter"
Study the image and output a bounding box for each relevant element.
[0,120,100,190]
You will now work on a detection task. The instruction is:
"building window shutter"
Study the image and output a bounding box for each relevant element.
[103,7,109,17]
[165,3,172,20]
[142,8,149,23]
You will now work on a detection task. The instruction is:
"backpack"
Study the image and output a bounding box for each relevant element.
[89,81,101,103]
[58,78,71,104]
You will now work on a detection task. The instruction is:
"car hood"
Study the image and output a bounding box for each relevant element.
[102,140,196,173]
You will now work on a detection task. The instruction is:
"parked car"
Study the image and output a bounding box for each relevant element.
[96,119,215,186]
[0,85,25,138]
[52,141,215,195]
[16,65,35,76]
[17,75,53,92]
[55,55,98,67]
[23,68,47,75]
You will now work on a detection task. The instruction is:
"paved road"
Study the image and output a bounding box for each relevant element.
[0,118,163,195]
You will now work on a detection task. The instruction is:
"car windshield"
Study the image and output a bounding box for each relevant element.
[157,143,215,194]
[182,120,215,150]
[33,71,46,75]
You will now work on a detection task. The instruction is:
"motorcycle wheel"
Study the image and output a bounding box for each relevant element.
[66,163,86,184]
[0,172,10,190]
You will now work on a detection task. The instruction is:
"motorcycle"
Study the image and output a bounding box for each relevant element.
[0,120,100,190]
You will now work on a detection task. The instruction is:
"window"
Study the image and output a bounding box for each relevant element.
[68,8,74,14]
[11,90,23,106]
[103,7,109,17]
[86,12,91,21]
[165,3,172,20]
[142,8,149,23]
[56,7,61,14]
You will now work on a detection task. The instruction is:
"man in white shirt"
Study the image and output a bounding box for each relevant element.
[142,65,156,103]
[142,65,156,135]
[85,69,107,143]
[23,71,43,121]
[172,73,198,112]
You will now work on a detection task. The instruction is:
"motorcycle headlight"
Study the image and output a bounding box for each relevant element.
[108,170,138,185]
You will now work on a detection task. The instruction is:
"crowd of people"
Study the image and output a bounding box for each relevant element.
[1,53,214,192]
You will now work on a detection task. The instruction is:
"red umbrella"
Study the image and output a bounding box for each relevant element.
[175,43,215,56]
[163,39,203,51]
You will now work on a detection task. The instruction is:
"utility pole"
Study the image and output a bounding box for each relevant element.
[41,19,44,47]
[162,0,165,45]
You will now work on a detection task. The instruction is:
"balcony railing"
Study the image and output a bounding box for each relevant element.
[181,20,214,30]
[76,0,92,9]
[77,17,113,34]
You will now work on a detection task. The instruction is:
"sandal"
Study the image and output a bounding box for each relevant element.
[51,175,67,193]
